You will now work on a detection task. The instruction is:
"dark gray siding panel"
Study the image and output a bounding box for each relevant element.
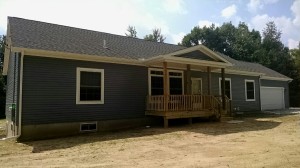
[5,52,20,123]
[260,79,289,108]
[22,56,148,125]
[191,71,261,112]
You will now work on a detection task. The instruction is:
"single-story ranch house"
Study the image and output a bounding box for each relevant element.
[3,17,292,139]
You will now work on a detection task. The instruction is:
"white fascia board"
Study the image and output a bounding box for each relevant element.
[13,47,146,67]
[260,76,292,82]
[212,69,264,76]
[162,45,232,65]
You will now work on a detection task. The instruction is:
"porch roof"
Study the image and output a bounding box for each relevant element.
[143,45,233,68]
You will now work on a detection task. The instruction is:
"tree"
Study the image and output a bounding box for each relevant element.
[257,22,288,70]
[181,22,261,62]
[290,42,300,71]
[0,35,5,66]
[290,42,300,107]
[144,28,166,43]
[125,26,137,38]
[0,35,6,118]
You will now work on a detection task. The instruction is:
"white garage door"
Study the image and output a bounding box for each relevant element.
[260,87,285,110]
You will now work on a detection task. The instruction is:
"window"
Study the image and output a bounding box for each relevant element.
[219,78,232,99]
[76,67,104,104]
[150,70,164,95]
[245,80,255,101]
[148,69,183,95]
[169,71,183,95]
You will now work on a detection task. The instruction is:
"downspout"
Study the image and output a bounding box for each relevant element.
[259,75,262,111]
[17,51,24,138]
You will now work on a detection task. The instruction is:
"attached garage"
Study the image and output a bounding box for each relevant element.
[260,87,285,110]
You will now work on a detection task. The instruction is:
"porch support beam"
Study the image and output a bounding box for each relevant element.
[207,67,211,95]
[221,68,226,110]
[186,64,192,94]
[163,62,168,112]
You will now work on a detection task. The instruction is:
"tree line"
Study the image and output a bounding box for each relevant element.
[125,26,166,43]
[180,21,300,107]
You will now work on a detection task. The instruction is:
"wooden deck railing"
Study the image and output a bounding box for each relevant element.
[146,95,221,115]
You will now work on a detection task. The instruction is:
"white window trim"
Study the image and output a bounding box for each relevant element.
[191,78,202,95]
[148,68,184,95]
[76,67,104,104]
[245,80,255,101]
[219,78,232,100]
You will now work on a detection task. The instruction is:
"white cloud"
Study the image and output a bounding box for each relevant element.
[264,0,279,4]
[162,0,187,14]
[247,0,263,13]
[171,32,185,44]
[247,0,279,13]
[291,0,300,26]
[198,20,220,28]
[0,0,174,39]
[288,39,299,49]
[221,4,237,19]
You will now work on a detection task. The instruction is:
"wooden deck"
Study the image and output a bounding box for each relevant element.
[145,95,230,127]
[145,110,214,119]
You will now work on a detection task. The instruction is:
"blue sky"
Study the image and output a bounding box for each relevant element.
[0,0,299,48]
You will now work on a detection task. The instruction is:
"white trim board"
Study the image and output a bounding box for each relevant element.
[76,67,104,105]
[245,79,256,101]
[148,68,184,95]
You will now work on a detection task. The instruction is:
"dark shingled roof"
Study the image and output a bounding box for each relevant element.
[216,52,291,79]
[9,17,185,60]
[8,17,291,80]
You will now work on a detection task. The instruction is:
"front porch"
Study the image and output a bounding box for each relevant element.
[144,45,233,127]
[145,94,231,127]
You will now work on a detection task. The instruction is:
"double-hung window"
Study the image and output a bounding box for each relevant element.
[76,67,104,104]
[245,80,255,101]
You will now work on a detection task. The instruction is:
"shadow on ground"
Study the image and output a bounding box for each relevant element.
[20,112,299,153]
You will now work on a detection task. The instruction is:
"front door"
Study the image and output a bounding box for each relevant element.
[192,78,202,95]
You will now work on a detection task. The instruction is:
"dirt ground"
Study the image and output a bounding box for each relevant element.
[0,110,300,168]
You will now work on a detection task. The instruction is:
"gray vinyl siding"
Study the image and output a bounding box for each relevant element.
[190,71,261,112]
[260,79,289,108]
[22,56,148,125]
[5,52,20,124]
